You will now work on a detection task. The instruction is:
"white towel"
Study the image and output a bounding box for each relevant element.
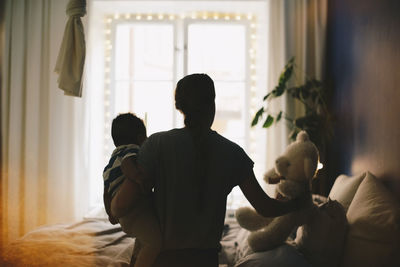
[55,0,86,97]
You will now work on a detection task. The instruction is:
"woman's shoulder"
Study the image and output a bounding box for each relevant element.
[210,131,244,152]
[209,132,253,166]
[146,128,187,143]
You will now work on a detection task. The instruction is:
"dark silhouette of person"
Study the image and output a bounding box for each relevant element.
[111,73,305,267]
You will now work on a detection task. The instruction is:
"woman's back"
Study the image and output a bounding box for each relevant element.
[137,127,253,250]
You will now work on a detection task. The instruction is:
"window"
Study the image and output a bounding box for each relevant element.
[112,23,175,133]
[107,17,250,147]
[88,1,270,211]
[187,23,248,148]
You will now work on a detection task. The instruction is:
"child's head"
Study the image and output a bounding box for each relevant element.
[111,113,147,147]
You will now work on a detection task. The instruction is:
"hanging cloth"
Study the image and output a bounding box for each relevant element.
[55,0,86,97]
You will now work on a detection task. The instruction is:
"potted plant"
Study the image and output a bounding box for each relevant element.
[251,57,333,156]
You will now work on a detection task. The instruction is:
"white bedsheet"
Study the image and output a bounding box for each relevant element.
[2,219,134,266]
[1,217,312,267]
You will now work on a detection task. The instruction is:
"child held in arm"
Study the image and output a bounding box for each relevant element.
[103,113,161,267]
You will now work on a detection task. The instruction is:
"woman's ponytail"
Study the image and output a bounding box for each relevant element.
[175,74,216,212]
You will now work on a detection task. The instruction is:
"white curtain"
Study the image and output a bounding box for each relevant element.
[1,0,90,243]
[265,0,327,168]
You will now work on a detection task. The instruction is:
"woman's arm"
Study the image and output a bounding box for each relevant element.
[239,171,306,217]
[110,157,147,218]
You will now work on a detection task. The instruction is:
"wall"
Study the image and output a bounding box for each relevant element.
[326,0,400,198]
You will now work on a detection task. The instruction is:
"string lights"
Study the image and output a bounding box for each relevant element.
[103,11,258,158]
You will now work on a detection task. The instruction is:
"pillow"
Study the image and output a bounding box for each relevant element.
[341,171,400,267]
[295,199,347,267]
[328,172,366,211]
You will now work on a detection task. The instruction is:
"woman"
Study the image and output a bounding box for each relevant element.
[112,74,305,267]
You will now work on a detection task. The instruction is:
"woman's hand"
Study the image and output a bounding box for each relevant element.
[121,156,139,182]
[111,157,143,218]
[239,172,310,218]
[289,193,312,211]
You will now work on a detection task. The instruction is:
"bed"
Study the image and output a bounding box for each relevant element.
[0,215,251,266]
[1,219,133,266]
[2,171,399,267]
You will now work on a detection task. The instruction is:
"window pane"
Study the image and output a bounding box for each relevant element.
[212,82,246,146]
[114,81,131,115]
[187,23,246,81]
[132,81,174,135]
[115,26,131,81]
[115,24,174,81]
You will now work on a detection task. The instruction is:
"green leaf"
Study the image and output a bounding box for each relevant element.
[263,92,271,101]
[288,56,295,64]
[284,65,293,81]
[288,129,298,141]
[262,115,274,128]
[278,66,293,88]
[251,107,264,127]
[274,84,285,97]
[279,65,291,81]
[276,111,283,122]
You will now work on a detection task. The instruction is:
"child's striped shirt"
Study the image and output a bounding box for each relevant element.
[103,144,140,198]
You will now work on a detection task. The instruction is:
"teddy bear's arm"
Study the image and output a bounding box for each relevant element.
[263,168,281,184]
[235,207,273,231]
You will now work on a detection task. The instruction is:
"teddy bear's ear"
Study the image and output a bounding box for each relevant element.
[304,157,317,179]
[296,131,310,142]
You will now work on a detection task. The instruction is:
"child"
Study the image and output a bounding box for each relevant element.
[103,113,161,267]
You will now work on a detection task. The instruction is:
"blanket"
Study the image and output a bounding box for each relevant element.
[1,219,134,266]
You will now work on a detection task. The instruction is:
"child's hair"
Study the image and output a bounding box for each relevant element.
[111,113,146,147]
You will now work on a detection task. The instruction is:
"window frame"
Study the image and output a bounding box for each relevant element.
[86,1,273,213]
[183,18,251,151]
[103,13,259,209]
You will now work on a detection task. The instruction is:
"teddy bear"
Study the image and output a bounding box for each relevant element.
[235,131,319,252]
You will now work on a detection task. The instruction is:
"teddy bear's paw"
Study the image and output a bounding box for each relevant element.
[263,168,281,184]
[235,207,273,231]
[248,228,286,252]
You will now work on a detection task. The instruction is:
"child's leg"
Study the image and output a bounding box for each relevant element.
[119,199,161,267]
[129,239,142,267]
[134,242,161,267]
[132,209,162,267]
